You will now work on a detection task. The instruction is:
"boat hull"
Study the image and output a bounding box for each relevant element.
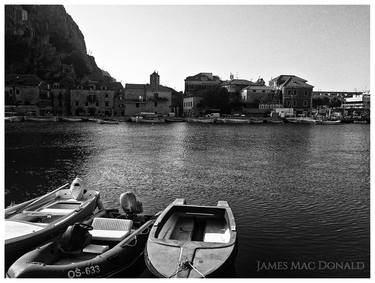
[144,199,237,278]
[5,185,100,270]
[7,216,155,278]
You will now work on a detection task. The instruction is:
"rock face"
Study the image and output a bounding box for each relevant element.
[5,5,113,85]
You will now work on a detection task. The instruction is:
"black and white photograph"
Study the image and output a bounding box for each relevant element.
[2,1,371,279]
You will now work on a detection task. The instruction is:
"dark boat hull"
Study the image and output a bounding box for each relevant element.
[7,216,155,278]
[5,186,100,271]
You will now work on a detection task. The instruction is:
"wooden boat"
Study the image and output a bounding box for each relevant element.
[267,119,283,124]
[97,119,119,124]
[318,120,342,125]
[217,118,249,124]
[186,118,215,124]
[5,116,24,122]
[145,199,237,278]
[24,116,58,122]
[5,178,100,270]
[165,117,185,123]
[130,115,165,123]
[7,192,158,278]
[61,117,82,122]
[249,119,264,124]
[353,120,368,124]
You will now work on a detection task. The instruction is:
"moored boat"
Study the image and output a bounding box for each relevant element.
[249,119,264,124]
[267,119,283,124]
[5,178,100,270]
[24,116,58,122]
[145,199,237,278]
[7,192,159,278]
[217,118,249,124]
[5,116,24,122]
[61,117,83,122]
[318,120,342,125]
[186,118,215,124]
[97,119,119,124]
[165,117,185,123]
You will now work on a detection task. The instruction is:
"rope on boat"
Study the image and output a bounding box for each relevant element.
[168,260,206,278]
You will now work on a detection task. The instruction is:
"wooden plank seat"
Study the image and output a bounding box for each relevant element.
[89,217,133,241]
[203,219,230,243]
[82,244,109,254]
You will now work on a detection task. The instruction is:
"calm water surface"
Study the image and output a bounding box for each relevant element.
[5,122,370,277]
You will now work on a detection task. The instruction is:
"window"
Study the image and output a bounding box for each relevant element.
[85,102,88,106]
[75,101,79,106]
[15,89,20,94]
[262,90,265,93]
[96,102,99,106]
[154,102,158,107]
[253,90,256,92]
[154,93,159,99]
[105,102,109,107]
[9,89,13,94]
[105,93,109,98]
[294,90,297,95]
[288,90,291,95]
[303,100,308,107]
[136,103,139,108]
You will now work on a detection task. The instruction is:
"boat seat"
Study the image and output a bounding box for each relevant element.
[203,219,231,243]
[89,217,133,241]
[83,244,109,254]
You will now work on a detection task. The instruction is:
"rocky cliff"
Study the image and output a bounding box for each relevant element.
[5,5,113,86]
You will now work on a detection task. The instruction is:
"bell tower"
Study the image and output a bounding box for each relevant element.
[150,71,160,87]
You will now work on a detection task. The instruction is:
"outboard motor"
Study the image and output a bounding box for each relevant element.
[120,192,143,219]
[59,223,92,254]
[70,177,85,200]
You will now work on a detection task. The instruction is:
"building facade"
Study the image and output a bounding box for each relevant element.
[124,71,173,116]
[70,81,117,117]
[269,75,313,115]
[184,72,221,95]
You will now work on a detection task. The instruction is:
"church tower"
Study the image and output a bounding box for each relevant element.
[150,71,160,87]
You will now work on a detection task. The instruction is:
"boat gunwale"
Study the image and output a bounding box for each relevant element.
[149,200,237,248]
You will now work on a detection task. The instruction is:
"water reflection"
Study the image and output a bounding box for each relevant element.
[5,122,369,277]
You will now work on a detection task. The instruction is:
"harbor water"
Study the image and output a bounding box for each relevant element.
[5,122,370,277]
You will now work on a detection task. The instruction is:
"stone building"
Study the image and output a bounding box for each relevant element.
[70,81,121,117]
[124,71,173,116]
[183,96,203,117]
[51,82,71,116]
[184,72,221,95]
[5,74,46,116]
[241,79,281,116]
[269,75,313,116]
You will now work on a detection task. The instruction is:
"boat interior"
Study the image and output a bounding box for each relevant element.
[51,213,151,265]
[155,206,231,244]
[7,189,97,225]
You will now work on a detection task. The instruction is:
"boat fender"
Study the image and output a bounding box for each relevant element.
[70,177,85,200]
[59,223,93,254]
[119,192,143,217]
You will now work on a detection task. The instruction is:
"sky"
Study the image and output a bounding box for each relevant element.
[65,5,370,92]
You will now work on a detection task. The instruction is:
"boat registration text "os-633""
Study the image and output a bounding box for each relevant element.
[67,265,101,278]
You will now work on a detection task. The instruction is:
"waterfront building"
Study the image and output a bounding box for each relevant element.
[5,74,46,116]
[269,75,314,116]
[124,71,173,116]
[184,72,221,95]
[70,81,119,117]
[220,74,252,94]
[183,95,204,117]
[342,93,370,110]
[50,82,71,116]
[240,79,281,116]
